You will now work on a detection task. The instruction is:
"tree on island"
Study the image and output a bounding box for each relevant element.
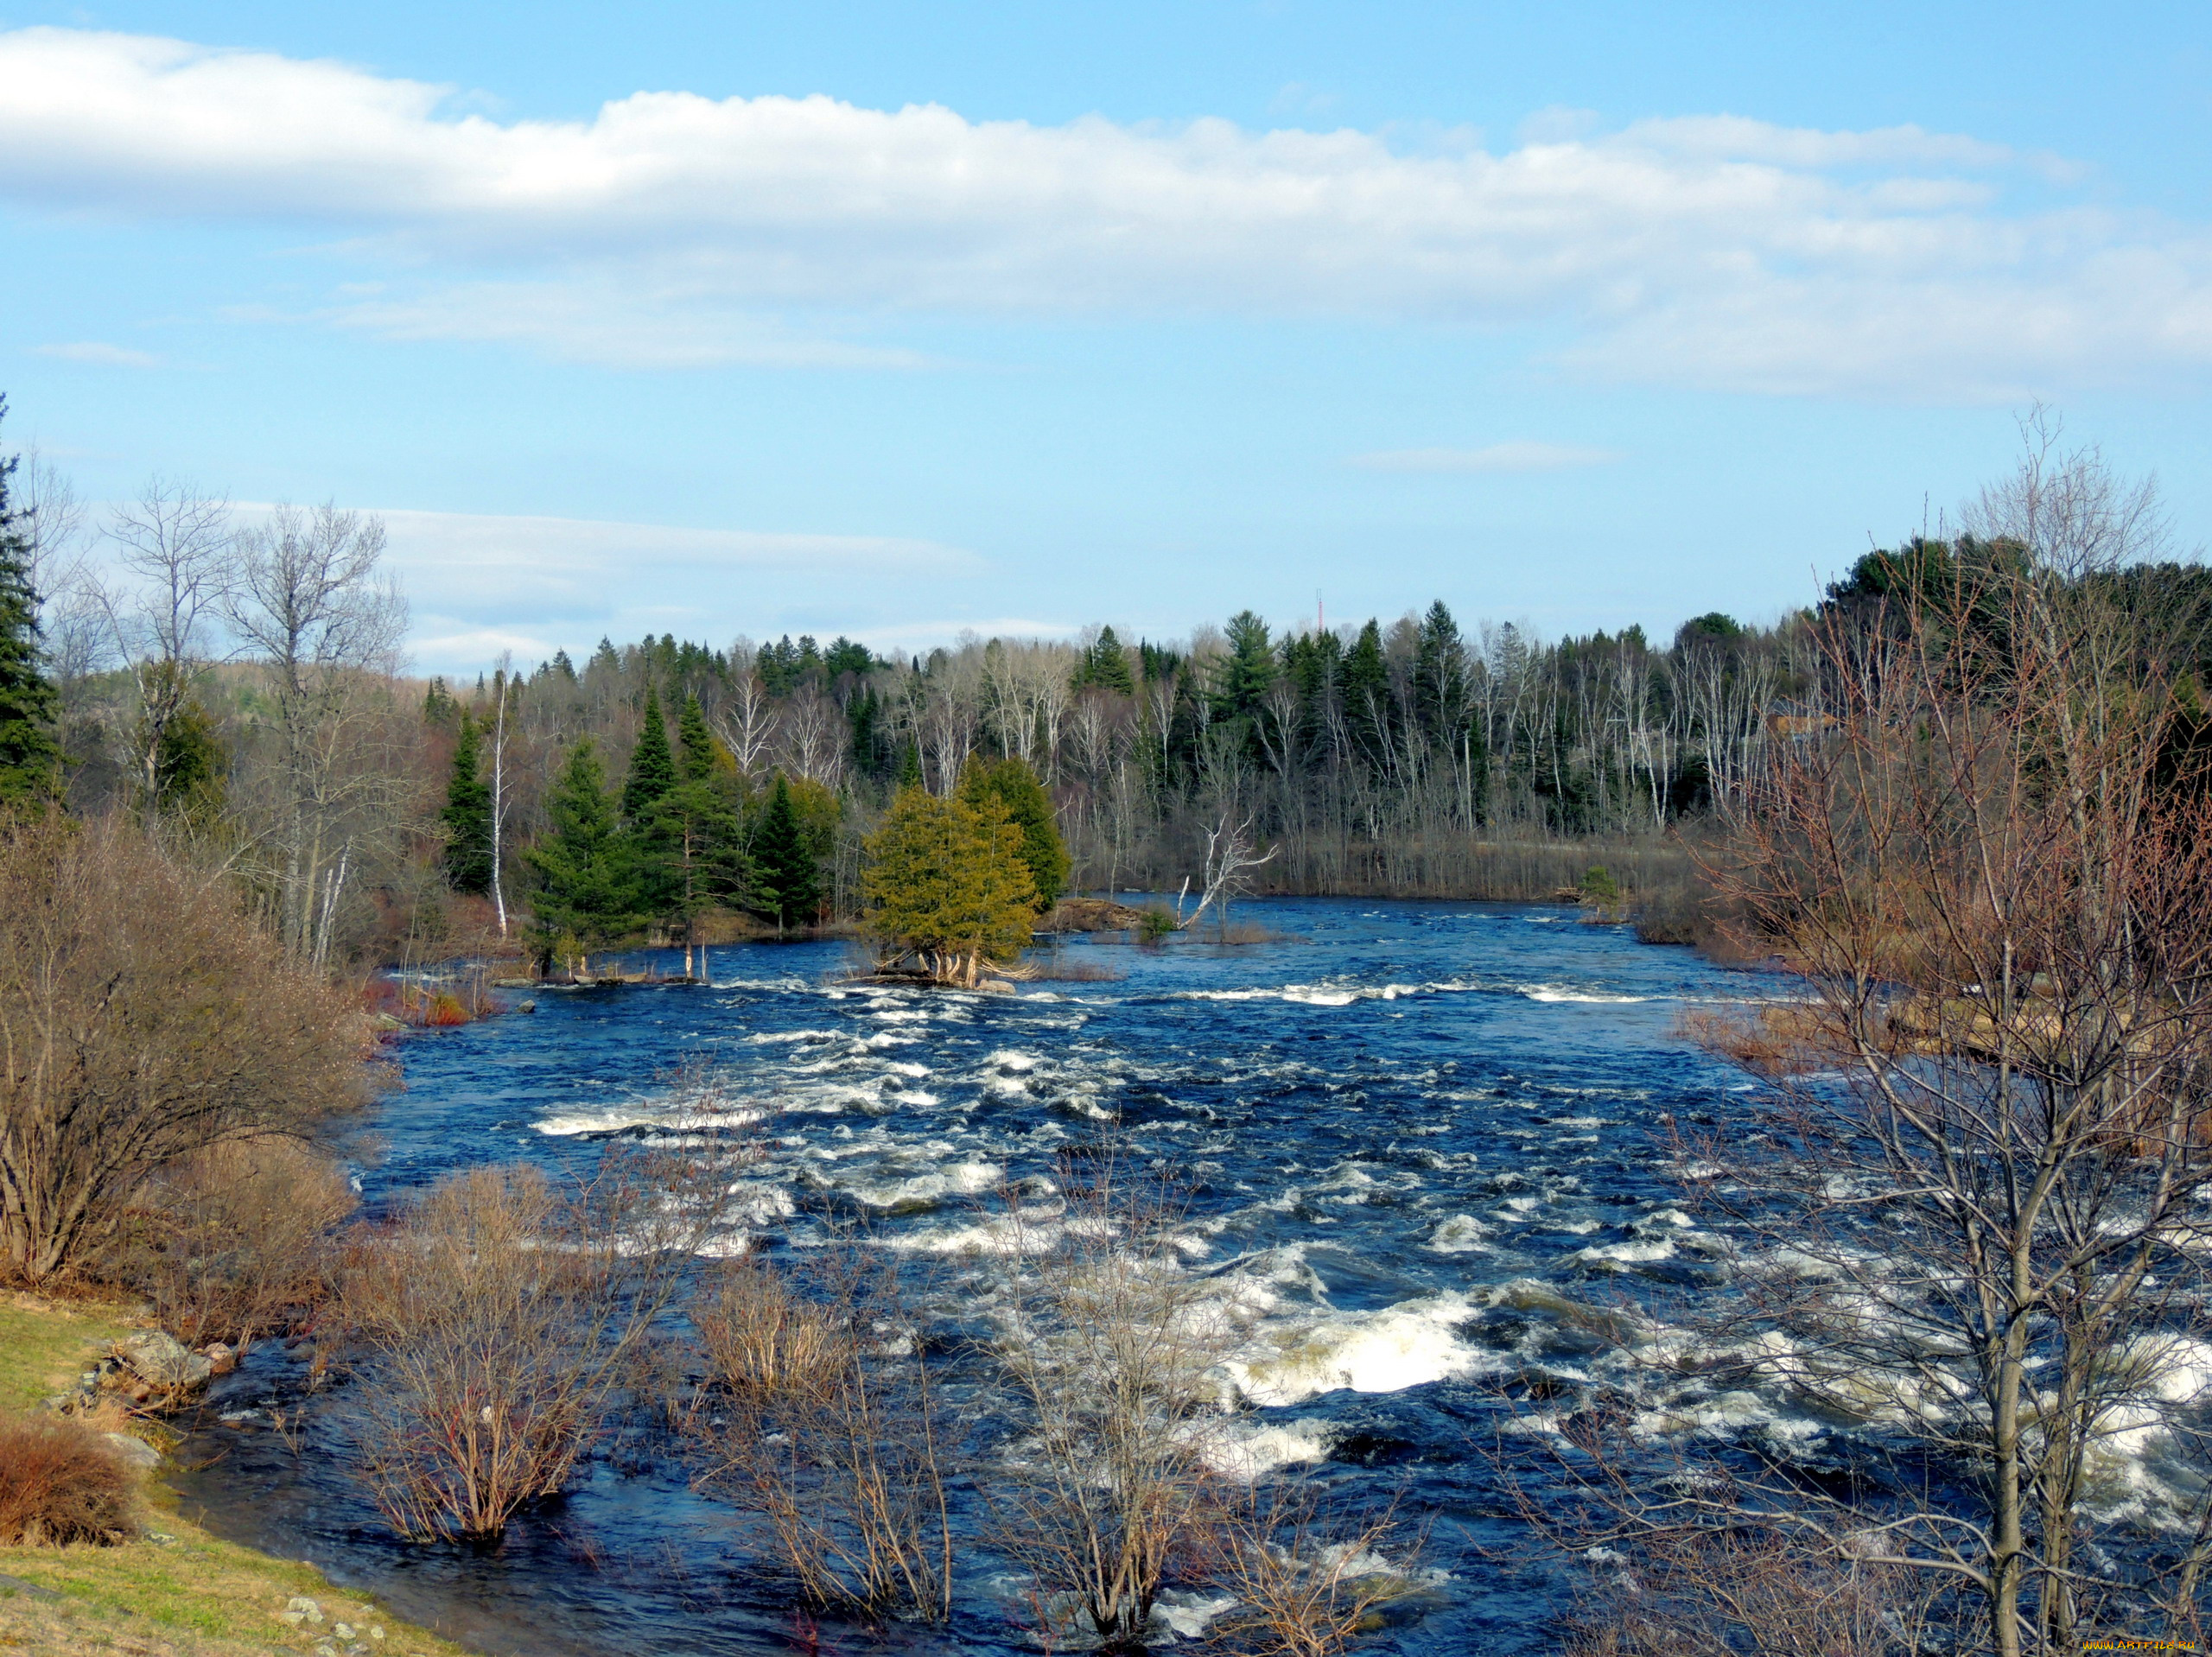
[861,785,1036,987]
[750,774,821,935]
[524,739,640,974]
[440,711,493,896]
[653,692,752,974]
[957,756,1069,910]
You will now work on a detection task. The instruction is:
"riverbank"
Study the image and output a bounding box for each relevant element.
[0,1294,470,1657]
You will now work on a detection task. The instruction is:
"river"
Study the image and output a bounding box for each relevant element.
[175,897,1775,1655]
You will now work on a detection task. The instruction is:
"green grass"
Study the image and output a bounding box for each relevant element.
[0,1294,134,1413]
[0,1295,474,1656]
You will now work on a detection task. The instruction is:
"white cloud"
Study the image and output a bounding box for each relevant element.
[31,340,162,366]
[1351,441,1623,473]
[2,26,2209,397]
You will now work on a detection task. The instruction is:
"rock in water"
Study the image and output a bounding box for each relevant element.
[117,1330,213,1389]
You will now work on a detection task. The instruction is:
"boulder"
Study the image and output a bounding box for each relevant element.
[203,1343,238,1375]
[102,1432,162,1472]
[117,1330,213,1390]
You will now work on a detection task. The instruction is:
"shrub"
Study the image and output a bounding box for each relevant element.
[0,1417,138,1545]
[0,812,370,1284]
[109,1139,356,1349]
[340,1152,722,1541]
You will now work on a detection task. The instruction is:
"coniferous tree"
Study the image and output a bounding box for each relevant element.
[148,678,226,822]
[676,692,718,784]
[655,692,750,970]
[441,712,494,895]
[621,684,677,822]
[0,403,60,805]
[1342,619,1392,767]
[1214,610,1277,721]
[525,740,639,968]
[1075,625,1135,694]
[751,774,821,934]
[861,786,1036,987]
[959,756,1071,909]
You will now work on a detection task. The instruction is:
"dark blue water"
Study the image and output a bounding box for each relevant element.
[176,898,1772,1654]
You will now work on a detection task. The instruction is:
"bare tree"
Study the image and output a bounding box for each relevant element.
[98,479,232,816]
[223,503,410,964]
[1184,811,1279,931]
[714,669,776,778]
[1624,437,2212,1654]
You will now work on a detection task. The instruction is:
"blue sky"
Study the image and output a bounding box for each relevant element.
[4,2,2210,672]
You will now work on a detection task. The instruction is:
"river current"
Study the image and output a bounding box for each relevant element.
[176,898,1777,1654]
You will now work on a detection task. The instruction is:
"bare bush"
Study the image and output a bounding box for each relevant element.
[340,1152,722,1541]
[983,1165,1237,1650]
[110,1138,356,1349]
[693,1253,954,1621]
[0,812,369,1284]
[1214,1495,1422,1657]
[0,1416,139,1545]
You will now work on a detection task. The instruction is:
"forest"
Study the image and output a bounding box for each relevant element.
[20,440,1872,966]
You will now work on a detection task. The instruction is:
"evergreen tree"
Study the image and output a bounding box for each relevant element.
[524,740,640,966]
[1074,625,1135,694]
[149,682,226,822]
[441,712,494,895]
[1414,600,1470,749]
[751,774,821,933]
[1342,619,1393,766]
[0,403,60,805]
[897,740,924,789]
[861,787,1036,987]
[958,755,1070,909]
[1214,610,1277,721]
[622,684,677,822]
[676,691,718,784]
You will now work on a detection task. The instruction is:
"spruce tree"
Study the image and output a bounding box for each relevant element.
[0,403,60,805]
[621,684,677,822]
[1075,625,1135,694]
[441,712,495,895]
[959,756,1071,909]
[676,692,717,784]
[524,740,640,967]
[1214,611,1277,721]
[1342,619,1393,766]
[751,774,821,934]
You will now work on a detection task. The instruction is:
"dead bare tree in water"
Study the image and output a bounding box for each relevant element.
[1183,812,1279,933]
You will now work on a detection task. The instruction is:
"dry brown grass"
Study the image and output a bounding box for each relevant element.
[0,1418,137,1546]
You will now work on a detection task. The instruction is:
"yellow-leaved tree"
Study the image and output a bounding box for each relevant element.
[861,786,1036,987]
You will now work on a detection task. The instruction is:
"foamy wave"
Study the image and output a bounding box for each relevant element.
[1223,1292,1497,1406]
[533,1103,765,1137]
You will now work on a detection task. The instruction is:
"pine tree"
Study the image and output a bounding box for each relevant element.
[751,774,821,933]
[149,683,226,822]
[441,711,495,895]
[622,684,677,822]
[524,740,640,968]
[861,786,1037,987]
[0,403,60,806]
[958,755,1071,909]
